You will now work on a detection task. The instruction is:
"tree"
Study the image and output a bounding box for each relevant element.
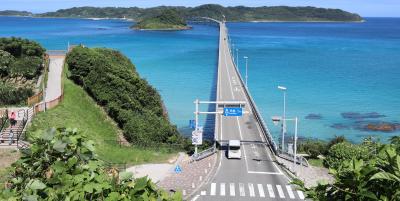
[2,128,181,200]
[293,144,400,201]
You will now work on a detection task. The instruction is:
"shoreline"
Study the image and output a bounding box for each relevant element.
[133,26,192,31]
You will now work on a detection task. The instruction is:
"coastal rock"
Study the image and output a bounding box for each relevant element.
[305,113,323,120]
[364,122,399,132]
[341,112,386,120]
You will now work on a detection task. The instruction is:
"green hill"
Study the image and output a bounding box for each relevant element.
[133,9,189,30]
[21,4,362,22]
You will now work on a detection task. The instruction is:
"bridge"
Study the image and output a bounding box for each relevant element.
[191,20,305,200]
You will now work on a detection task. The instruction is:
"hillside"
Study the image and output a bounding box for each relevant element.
[133,9,190,30]
[27,66,176,164]
[0,10,32,16]
[3,4,363,22]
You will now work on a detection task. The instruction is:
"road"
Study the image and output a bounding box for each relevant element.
[192,21,304,200]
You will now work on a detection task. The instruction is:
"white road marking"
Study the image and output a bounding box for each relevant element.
[239,183,245,196]
[267,184,275,198]
[276,185,285,198]
[297,190,305,199]
[210,183,216,196]
[200,191,206,195]
[230,183,235,196]
[257,184,265,198]
[248,183,255,197]
[286,185,295,199]
[248,171,283,175]
[220,183,226,196]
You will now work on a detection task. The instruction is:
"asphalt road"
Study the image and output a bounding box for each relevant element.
[192,22,305,201]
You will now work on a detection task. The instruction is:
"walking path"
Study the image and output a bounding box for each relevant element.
[45,56,65,102]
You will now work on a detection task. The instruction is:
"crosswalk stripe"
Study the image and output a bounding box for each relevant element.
[276,185,285,198]
[239,183,245,196]
[267,184,275,198]
[248,183,255,197]
[297,190,305,200]
[286,185,295,199]
[257,184,265,198]
[210,183,216,196]
[220,183,226,196]
[229,183,235,196]
[200,191,206,195]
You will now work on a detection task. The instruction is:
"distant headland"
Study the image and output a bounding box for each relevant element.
[0,4,363,30]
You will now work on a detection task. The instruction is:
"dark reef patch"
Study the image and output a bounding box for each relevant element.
[330,123,350,130]
[341,112,386,120]
[305,113,323,120]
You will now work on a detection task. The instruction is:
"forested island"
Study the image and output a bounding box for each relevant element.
[0,10,33,16]
[1,4,363,22]
[133,9,190,30]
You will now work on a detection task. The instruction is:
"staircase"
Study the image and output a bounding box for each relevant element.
[0,107,33,148]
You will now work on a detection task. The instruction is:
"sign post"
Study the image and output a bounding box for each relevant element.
[223,107,243,117]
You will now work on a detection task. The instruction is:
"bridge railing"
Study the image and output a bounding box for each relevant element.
[224,26,279,155]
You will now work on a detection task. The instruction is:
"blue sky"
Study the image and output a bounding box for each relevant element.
[1,0,399,17]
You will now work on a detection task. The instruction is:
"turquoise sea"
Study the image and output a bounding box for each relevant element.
[1,16,399,143]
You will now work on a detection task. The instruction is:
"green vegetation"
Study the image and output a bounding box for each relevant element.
[66,46,187,147]
[27,66,176,164]
[6,4,362,22]
[293,136,400,200]
[0,37,45,106]
[134,9,189,30]
[0,10,32,16]
[307,159,324,168]
[1,129,181,200]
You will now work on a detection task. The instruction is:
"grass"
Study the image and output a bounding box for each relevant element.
[0,149,20,190]
[308,158,325,167]
[27,66,177,165]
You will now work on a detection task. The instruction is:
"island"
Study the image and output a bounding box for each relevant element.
[1,4,363,23]
[132,9,190,30]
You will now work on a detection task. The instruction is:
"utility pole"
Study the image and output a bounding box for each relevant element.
[244,56,248,88]
[278,86,287,153]
[195,99,199,155]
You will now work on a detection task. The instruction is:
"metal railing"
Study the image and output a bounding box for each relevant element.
[190,146,217,162]
[224,27,279,155]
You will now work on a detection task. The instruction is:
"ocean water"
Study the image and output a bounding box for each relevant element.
[1,16,399,143]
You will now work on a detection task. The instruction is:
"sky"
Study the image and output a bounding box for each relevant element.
[1,0,399,17]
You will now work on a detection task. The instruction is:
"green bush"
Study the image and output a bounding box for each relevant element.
[323,142,372,169]
[66,47,183,147]
[0,82,33,105]
[0,37,45,58]
[1,128,181,200]
[298,139,328,159]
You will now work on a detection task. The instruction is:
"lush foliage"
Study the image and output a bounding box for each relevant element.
[134,9,188,30]
[0,37,45,105]
[27,67,176,164]
[323,138,378,169]
[298,139,328,159]
[36,4,362,22]
[66,47,185,147]
[2,128,181,200]
[293,138,400,201]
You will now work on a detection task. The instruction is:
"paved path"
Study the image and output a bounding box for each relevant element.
[192,21,304,201]
[45,56,65,102]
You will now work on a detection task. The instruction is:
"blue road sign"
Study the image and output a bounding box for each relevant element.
[174,165,182,174]
[223,107,243,116]
[189,120,195,129]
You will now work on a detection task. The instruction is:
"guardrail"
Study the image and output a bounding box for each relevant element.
[190,146,217,162]
[224,25,279,155]
[279,153,309,167]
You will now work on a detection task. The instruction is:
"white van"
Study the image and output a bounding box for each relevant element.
[228,140,241,159]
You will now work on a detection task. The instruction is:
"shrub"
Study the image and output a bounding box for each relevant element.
[0,82,33,105]
[298,139,328,159]
[1,128,181,200]
[323,142,372,169]
[326,135,347,149]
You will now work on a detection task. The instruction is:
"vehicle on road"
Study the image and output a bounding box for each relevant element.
[228,140,241,159]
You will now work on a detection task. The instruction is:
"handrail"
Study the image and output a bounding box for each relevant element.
[191,146,216,162]
[223,24,279,155]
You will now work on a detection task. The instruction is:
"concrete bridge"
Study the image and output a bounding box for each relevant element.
[192,19,305,201]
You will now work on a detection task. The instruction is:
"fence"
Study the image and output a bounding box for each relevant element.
[27,91,43,106]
